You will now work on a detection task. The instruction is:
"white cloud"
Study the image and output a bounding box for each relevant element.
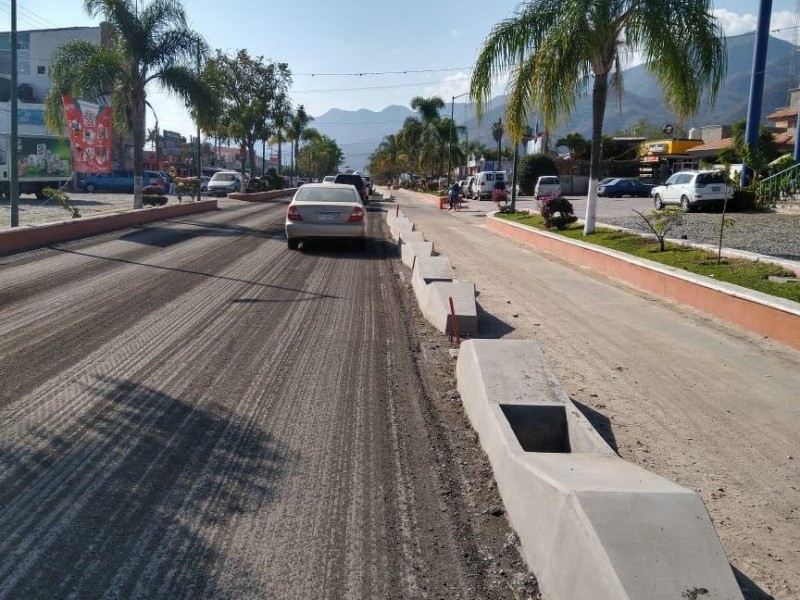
[422,71,472,102]
[714,8,797,43]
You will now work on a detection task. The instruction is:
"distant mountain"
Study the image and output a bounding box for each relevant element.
[314,34,798,170]
[312,105,413,172]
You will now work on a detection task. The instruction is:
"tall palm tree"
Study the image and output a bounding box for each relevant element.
[45,0,208,209]
[289,105,313,176]
[470,0,726,233]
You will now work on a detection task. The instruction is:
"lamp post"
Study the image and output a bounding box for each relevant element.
[10,0,19,227]
[492,118,504,169]
[448,92,469,184]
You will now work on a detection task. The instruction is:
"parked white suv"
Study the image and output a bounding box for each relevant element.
[651,170,733,212]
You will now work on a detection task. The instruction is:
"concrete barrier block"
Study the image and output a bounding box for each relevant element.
[401,241,434,269]
[398,230,426,245]
[422,281,477,335]
[411,256,454,301]
[457,339,743,600]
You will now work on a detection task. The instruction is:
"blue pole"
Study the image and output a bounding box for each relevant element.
[741,0,773,187]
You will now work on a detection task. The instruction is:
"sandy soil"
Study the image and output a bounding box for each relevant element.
[390,188,799,600]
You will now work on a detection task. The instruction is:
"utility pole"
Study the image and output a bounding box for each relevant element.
[10,0,19,227]
[448,93,468,184]
[196,40,202,178]
[742,0,772,186]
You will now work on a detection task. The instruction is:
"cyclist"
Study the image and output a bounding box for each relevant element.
[447,181,461,211]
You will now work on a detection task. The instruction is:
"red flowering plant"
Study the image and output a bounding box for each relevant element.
[539,195,578,229]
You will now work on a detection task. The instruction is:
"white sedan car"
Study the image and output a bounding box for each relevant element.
[285,183,367,250]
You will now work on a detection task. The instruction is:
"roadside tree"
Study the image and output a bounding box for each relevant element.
[470,0,726,235]
[45,0,209,209]
[204,49,291,179]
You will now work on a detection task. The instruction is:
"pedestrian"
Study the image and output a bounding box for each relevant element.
[448,181,460,211]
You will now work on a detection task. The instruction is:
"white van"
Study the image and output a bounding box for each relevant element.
[469,171,507,200]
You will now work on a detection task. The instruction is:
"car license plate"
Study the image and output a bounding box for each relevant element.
[711,186,720,191]
[318,212,338,221]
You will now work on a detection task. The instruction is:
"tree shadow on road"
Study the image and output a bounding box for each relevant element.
[733,566,776,600]
[0,377,287,599]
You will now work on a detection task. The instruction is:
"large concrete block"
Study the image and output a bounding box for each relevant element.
[398,230,426,245]
[457,339,743,600]
[411,256,454,301]
[401,241,434,269]
[421,281,477,336]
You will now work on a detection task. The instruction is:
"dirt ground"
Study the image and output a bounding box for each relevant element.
[390,188,800,600]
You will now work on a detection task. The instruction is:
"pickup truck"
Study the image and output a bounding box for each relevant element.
[534,175,561,200]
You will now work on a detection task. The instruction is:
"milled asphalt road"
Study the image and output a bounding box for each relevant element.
[0,201,526,599]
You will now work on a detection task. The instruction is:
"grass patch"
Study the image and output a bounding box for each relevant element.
[498,212,800,303]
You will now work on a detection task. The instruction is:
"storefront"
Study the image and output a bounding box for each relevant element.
[638,139,703,184]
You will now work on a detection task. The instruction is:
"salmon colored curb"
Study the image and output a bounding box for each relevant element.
[488,215,800,351]
[0,199,219,256]
[227,189,296,201]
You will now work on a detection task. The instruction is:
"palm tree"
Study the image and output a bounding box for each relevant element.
[470,0,726,233]
[289,105,313,176]
[45,0,208,209]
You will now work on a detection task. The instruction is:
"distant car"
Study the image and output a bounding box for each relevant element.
[296,177,310,186]
[651,170,733,212]
[200,176,210,193]
[333,173,368,204]
[323,175,336,183]
[285,183,367,250]
[462,176,475,198]
[363,175,373,195]
[534,175,561,200]
[596,177,654,198]
[207,171,243,196]
[77,169,164,193]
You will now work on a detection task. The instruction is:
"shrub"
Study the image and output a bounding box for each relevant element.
[632,208,683,252]
[518,153,558,195]
[540,195,578,229]
[42,187,81,218]
[143,184,163,195]
[175,177,200,202]
[142,195,168,207]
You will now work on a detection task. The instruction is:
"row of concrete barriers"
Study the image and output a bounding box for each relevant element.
[386,202,744,600]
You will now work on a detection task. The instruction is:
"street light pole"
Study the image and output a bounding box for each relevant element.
[491,118,504,169]
[448,92,469,184]
[10,0,19,227]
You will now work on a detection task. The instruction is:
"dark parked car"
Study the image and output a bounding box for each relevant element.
[77,169,164,193]
[333,173,368,203]
[596,177,655,198]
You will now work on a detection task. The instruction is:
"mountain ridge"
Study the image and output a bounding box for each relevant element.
[312,33,798,171]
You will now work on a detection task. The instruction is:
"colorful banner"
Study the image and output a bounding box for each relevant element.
[63,96,113,173]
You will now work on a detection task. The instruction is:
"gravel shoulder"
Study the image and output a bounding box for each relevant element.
[390,188,800,600]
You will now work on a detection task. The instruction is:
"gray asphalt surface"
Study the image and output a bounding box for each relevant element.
[0,201,530,599]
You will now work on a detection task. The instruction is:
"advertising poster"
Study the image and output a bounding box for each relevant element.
[63,96,113,173]
[16,136,72,178]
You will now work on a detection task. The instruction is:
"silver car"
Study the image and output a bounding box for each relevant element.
[285,183,367,250]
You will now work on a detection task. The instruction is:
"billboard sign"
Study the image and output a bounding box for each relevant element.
[63,96,113,173]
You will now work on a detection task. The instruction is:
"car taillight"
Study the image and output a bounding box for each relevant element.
[348,206,364,222]
[287,205,303,221]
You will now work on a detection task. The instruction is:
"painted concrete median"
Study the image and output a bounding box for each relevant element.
[0,199,219,255]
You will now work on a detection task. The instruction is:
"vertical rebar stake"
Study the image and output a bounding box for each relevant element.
[448,296,461,347]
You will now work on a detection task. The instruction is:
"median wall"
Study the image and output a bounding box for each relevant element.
[488,214,800,350]
[0,199,219,255]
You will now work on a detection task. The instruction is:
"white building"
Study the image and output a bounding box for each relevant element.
[0,27,102,136]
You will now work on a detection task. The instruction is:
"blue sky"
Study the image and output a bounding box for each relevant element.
[5,0,799,139]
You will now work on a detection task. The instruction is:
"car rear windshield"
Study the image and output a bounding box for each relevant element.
[540,177,559,184]
[334,175,363,188]
[696,172,727,186]
[212,173,237,182]
[295,187,358,203]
